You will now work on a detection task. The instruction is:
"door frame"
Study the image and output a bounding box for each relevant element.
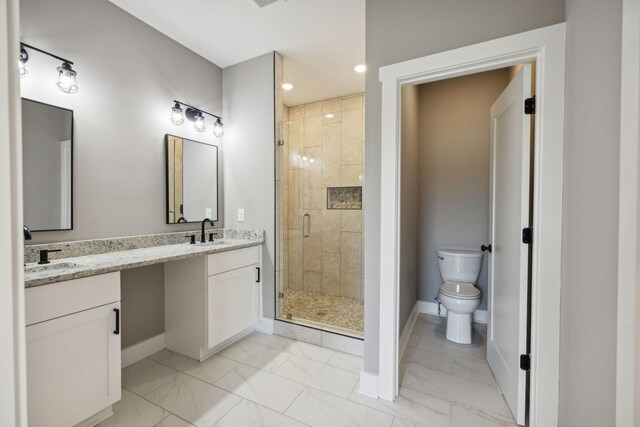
[616,0,640,425]
[376,23,566,427]
[0,0,28,424]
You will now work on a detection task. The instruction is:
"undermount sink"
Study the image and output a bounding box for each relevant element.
[199,239,230,246]
[25,262,81,274]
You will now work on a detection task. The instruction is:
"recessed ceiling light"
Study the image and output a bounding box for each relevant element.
[325,113,334,119]
[282,83,293,90]
[354,64,367,73]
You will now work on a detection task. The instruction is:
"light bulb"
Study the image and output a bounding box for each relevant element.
[171,103,184,125]
[325,114,334,119]
[354,64,366,73]
[194,113,205,132]
[56,62,78,94]
[309,158,315,164]
[282,83,293,90]
[213,118,224,137]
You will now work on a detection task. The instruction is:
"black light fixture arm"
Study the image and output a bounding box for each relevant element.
[20,42,74,65]
[173,100,221,120]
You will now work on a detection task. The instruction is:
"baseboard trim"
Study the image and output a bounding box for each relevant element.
[417,300,487,324]
[399,301,419,362]
[254,317,275,334]
[122,333,166,368]
[358,371,379,398]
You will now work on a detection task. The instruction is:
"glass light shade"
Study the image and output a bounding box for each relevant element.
[19,61,27,78]
[56,62,78,94]
[19,48,28,78]
[194,114,205,132]
[213,119,224,137]
[171,103,184,125]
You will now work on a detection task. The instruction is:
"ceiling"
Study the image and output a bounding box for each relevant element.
[109,0,365,106]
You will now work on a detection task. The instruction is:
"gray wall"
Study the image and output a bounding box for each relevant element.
[364,0,565,374]
[121,264,165,348]
[222,53,276,318]
[560,0,622,425]
[20,0,224,347]
[20,0,223,245]
[398,85,419,332]
[416,69,511,311]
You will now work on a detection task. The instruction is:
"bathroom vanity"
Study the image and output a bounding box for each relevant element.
[23,231,263,427]
[165,245,261,361]
[25,273,121,427]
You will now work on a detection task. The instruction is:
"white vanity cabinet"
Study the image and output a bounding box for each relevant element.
[165,246,261,361]
[25,272,121,427]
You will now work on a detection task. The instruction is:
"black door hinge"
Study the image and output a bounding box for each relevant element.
[522,227,533,244]
[520,354,531,371]
[524,96,536,115]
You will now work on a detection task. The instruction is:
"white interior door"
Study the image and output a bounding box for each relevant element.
[487,64,532,425]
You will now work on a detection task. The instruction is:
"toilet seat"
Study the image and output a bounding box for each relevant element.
[439,281,480,300]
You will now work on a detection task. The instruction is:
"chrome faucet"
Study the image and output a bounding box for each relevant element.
[201,218,215,243]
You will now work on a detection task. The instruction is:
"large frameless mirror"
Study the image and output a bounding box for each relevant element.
[22,98,73,232]
[165,134,219,224]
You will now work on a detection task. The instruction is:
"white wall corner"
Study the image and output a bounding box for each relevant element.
[399,301,419,362]
[254,317,275,335]
[121,333,166,368]
[417,300,487,324]
[358,371,380,398]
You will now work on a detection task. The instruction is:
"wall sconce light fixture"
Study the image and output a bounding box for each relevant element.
[19,42,78,94]
[170,100,223,138]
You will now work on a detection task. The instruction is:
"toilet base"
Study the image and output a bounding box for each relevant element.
[445,312,472,344]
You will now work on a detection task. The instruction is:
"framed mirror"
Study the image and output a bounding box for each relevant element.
[166,134,219,224]
[22,98,73,232]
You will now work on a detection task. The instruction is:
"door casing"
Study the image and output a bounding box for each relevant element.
[370,23,566,427]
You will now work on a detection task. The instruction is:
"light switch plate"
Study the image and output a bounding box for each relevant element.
[238,208,245,222]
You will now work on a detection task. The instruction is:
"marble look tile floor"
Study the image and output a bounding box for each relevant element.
[282,288,364,336]
[98,316,517,427]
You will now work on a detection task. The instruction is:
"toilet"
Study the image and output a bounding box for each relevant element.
[437,248,483,344]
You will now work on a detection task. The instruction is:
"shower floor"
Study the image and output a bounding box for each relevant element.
[281,289,364,338]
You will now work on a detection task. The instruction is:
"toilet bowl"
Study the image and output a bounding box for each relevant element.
[437,249,483,344]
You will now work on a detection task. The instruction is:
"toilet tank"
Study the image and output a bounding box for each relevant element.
[437,249,484,283]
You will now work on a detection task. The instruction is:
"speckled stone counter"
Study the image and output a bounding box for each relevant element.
[24,229,263,288]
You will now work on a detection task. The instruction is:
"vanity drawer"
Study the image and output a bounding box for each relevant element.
[26,272,121,326]
[207,246,259,276]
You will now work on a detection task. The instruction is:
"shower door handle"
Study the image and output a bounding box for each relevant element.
[303,213,311,238]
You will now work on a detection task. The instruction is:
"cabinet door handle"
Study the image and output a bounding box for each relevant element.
[256,267,261,283]
[113,308,120,335]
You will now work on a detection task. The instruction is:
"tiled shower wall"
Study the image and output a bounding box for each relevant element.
[280,94,365,301]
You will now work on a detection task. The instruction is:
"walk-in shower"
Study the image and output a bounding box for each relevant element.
[275,86,365,338]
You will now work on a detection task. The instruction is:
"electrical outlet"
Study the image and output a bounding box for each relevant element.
[238,208,245,222]
[205,208,212,218]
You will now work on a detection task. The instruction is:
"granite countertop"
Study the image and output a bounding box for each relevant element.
[24,237,263,288]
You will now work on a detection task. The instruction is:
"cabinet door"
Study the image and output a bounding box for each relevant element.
[27,302,121,427]
[207,265,259,349]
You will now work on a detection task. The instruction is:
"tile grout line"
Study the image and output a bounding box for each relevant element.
[210,396,244,427]
[401,363,514,423]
